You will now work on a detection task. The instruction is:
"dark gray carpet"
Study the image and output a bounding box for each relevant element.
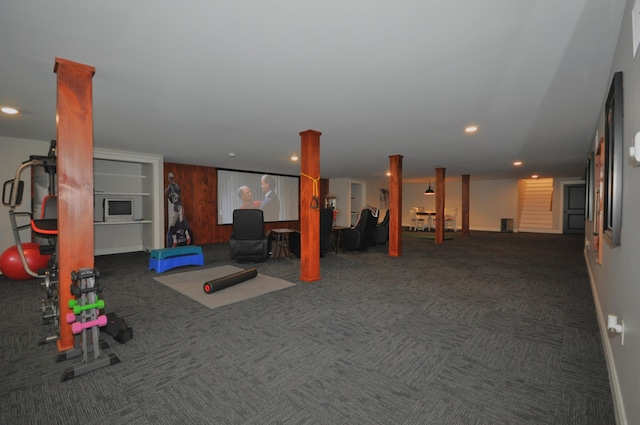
[0,231,614,424]
[403,231,454,240]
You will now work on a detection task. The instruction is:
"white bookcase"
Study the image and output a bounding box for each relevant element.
[329,178,366,227]
[93,148,163,256]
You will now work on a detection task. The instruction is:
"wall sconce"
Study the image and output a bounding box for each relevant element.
[424,182,435,195]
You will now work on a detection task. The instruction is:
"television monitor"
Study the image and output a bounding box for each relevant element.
[103,198,133,222]
[217,169,299,224]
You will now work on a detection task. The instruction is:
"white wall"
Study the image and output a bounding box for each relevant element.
[583,2,640,423]
[363,176,584,234]
[328,178,350,227]
[0,137,50,253]
[467,179,518,231]
[363,176,519,231]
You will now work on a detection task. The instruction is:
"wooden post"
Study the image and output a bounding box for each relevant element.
[462,174,470,237]
[434,167,445,244]
[389,155,403,257]
[54,58,96,351]
[299,129,321,282]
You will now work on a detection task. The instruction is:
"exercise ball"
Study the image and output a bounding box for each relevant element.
[0,243,50,280]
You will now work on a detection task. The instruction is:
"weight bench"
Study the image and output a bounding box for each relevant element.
[149,246,204,273]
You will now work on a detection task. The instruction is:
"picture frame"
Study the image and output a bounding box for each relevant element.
[585,152,594,221]
[593,139,604,263]
[603,71,623,246]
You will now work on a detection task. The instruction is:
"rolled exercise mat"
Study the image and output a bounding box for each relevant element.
[203,267,258,294]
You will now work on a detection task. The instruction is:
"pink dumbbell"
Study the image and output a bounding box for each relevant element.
[66,312,77,324]
[71,315,108,334]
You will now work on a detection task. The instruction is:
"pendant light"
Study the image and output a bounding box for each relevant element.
[424,182,435,195]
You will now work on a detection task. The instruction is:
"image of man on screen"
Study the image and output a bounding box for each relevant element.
[260,174,280,221]
[237,185,261,209]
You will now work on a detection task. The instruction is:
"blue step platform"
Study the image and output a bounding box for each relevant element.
[149,246,204,273]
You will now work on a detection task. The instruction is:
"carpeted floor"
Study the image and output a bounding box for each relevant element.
[403,231,454,240]
[0,231,614,424]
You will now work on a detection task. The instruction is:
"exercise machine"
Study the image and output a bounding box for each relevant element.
[1,140,60,343]
[3,141,121,379]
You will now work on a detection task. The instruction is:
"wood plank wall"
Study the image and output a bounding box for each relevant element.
[163,162,311,246]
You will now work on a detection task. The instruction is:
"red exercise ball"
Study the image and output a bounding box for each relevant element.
[0,243,51,281]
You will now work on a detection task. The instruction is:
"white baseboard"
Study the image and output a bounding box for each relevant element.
[95,244,145,256]
[584,249,627,425]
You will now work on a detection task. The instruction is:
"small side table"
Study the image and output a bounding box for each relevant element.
[332,226,349,253]
[270,228,295,260]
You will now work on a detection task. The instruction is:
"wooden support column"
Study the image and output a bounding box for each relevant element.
[461,174,470,237]
[388,155,403,257]
[299,129,321,282]
[54,58,96,351]
[434,167,445,244]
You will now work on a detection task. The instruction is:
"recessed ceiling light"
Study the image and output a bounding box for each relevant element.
[290,154,298,161]
[464,125,478,133]
[1,106,19,115]
[386,171,391,176]
[228,153,236,157]
[531,174,539,179]
[513,161,523,166]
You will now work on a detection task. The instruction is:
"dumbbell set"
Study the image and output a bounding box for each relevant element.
[66,298,107,334]
[66,268,107,334]
[60,267,120,382]
[70,268,102,297]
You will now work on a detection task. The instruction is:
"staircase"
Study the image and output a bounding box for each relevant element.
[518,178,553,232]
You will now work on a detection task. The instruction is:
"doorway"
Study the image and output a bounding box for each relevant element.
[563,184,585,234]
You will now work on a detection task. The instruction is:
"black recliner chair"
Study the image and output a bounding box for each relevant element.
[289,208,334,257]
[343,208,378,251]
[375,209,390,245]
[229,209,269,262]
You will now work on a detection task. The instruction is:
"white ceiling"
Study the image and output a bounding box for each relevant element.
[0,1,627,183]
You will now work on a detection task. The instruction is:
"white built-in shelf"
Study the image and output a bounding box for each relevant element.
[328,178,366,227]
[94,172,147,179]
[94,220,152,226]
[94,191,150,196]
[93,148,163,256]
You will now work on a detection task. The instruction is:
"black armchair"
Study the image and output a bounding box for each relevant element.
[289,208,334,258]
[375,209,390,245]
[229,209,269,263]
[343,208,378,251]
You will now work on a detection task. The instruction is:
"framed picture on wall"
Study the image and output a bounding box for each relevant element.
[603,71,623,246]
[593,138,605,263]
[585,152,594,221]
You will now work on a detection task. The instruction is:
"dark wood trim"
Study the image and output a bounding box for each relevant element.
[389,155,403,257]
[299,130,322,282]
[435,168,445,244]
[462,174,470,237]
[54,58,96,351]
